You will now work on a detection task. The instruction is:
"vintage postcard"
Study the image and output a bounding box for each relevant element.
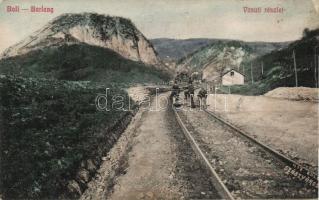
[0,0,318,199]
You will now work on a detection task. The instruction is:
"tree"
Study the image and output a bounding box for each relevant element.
[302,28,310,38]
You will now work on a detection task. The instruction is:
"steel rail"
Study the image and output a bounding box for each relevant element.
[204,109,318,188]
[173,107,235,200]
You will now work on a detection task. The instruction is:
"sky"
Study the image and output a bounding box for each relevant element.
[0,0,318,53]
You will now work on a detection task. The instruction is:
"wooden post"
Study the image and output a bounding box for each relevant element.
[214,85,217,111]
[315,48,318,88]
[293,50,298,87]
[317,55,319,88]
[315,47,317,78]
[261,61,264,75]
[318,55,319,87]
[312,62,317,88]
[250,63,254,84]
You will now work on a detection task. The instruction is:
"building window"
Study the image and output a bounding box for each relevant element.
[230,71,234,76]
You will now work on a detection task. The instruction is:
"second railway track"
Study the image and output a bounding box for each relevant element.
[173,106,318,199]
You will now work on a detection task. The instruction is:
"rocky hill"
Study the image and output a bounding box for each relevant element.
[176,40,254,82]
[0,13,171,85]
[1,13,159,66]
[151,38,288,62]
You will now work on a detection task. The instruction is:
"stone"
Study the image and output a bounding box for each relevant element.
[137,193,145,199]
[86,159,96,172]
[77,168,90,183]
[67,180,82,196]
[146,191,154,198]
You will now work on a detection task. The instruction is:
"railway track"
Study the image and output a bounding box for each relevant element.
[203,109,318,184]
[173,106,318,199]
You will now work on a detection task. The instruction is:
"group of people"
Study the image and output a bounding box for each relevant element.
[171,79,207,108]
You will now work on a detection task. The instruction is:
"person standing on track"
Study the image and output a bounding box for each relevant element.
[197,87,208,109]
[184,85,189,101]
[188,80,195,108]
[170,80,180,103]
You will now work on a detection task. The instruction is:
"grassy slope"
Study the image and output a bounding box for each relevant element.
[0,43,170,86]
[0,75,135,199]
[0,75,137,198]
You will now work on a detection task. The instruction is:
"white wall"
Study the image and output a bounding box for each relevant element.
[222,70,244,85]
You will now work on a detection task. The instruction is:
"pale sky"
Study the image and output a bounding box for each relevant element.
[0,0,318,53]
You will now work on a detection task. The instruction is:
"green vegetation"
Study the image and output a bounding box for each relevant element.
[0,34,169,200]
[50,13,143,42]
[177,40,253,69]
[0,42,169,199]
[0,13,170,199]
[238,28,319,95]
[0,75,134,199]
[152,38,288,62]
[221,65,295,95]
[0,43,170,86]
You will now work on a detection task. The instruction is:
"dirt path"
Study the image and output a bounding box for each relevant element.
[108,93,181,199]
[101,93,220,199]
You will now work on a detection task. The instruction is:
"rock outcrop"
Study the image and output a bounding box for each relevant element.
[176,41,253,82]
[1,13,159,65]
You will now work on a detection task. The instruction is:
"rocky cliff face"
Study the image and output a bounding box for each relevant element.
[176,41,253,82]
[1,13,159,65]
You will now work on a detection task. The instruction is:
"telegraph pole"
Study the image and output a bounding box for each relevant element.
[312,62,317,88]
[316,55,319,88]
[317,55,319,88]
[250,63,254,84]
[293,50,298,87]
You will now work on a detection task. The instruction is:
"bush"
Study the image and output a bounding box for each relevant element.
[0,75,133,199]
